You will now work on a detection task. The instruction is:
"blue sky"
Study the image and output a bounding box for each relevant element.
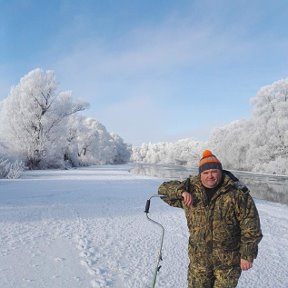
[1,0,288,145]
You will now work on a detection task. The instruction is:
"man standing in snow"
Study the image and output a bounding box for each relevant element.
[158,150,263,288]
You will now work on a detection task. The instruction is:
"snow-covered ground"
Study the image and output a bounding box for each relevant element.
[0,165,287,288]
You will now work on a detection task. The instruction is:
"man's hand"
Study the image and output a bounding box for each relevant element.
[182,191,193,206]
[240,259,253,271]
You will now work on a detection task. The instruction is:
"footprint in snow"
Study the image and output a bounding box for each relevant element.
[54,257,65,262]
[91,277,112,288]
[76,235,113,287]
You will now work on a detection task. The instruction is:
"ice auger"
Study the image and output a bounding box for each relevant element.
[144,195,182,288]
[144,195,166,288]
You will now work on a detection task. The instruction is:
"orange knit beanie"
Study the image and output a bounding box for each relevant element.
[198,150,222,174]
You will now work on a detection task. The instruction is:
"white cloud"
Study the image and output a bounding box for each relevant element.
[50,15,254,145]
[53,13,255,105]
[56,17,251,78]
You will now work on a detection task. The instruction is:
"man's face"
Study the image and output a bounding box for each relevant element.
[200,169,222,188]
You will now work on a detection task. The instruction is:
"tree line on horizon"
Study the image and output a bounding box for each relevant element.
[1,69,288,178]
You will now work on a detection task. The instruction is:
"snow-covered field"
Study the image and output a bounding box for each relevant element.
[0,165,287,288]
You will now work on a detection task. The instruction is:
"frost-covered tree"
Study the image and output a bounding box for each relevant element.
[250,79,288,155]
[131,138,206,167]
[209,78,288,174]
[110,132,132,164]
[65,115,131,166]
[0,68,88,169]
[209,120,253,171]
[248,79,288,173]
[76,117,115,165]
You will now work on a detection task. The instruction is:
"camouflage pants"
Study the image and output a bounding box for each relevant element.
[188,265,241,288]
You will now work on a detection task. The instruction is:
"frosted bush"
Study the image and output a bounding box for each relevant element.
[0,157,24,179]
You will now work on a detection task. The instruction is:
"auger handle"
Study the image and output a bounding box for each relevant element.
[144,195,183,214]
[144,199,151,213]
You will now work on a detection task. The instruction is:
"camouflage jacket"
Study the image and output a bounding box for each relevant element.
[158,171,263,266]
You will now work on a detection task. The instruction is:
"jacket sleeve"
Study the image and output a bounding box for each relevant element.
[158,179,187,208]
[236,191,263,262]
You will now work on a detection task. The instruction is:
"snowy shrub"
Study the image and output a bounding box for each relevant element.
[0,157,24,179]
